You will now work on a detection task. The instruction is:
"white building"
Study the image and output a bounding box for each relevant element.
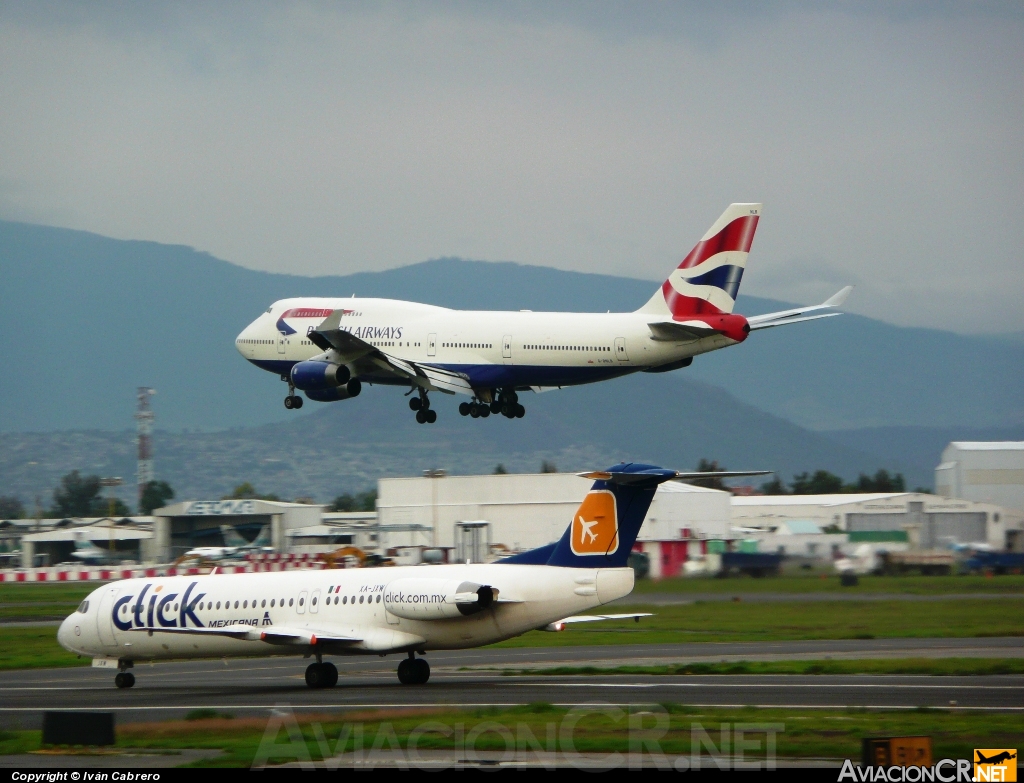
[376,472,731,558]
[152,499,324,563]
[731,492,1023,551]
[936,442,1024,513]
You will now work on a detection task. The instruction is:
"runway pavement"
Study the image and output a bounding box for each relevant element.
[0,638,1020,726]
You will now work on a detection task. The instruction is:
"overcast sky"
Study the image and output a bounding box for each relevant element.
[1,2,1022,333]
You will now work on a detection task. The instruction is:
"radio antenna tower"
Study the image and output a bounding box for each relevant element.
[135,387,156,503]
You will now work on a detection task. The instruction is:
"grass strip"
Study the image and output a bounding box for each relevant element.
[631,573,1024,595]
[491,598,1024,648]
[1,705,1019,767]
[0,627,87,670]
[497,658,1024,677]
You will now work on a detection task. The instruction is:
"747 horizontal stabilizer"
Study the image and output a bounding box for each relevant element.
[746,285,854,331]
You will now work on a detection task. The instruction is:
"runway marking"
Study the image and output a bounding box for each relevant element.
[0,703,1019,712]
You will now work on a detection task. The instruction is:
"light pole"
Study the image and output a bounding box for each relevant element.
[100,477,124,551]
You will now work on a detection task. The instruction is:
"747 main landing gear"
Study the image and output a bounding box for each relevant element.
[409,391,437,424]
[397,651,430,685]
[459,389,524,419]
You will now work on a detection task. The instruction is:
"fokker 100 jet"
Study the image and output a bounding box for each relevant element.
[236,203,851,423]
[58,462,766,689]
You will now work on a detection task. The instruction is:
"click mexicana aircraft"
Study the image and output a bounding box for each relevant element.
[58,463,765,689]
[235,203,852,422]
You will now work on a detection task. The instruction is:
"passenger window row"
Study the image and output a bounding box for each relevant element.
[523,344,609,351]
[113,593,387,614]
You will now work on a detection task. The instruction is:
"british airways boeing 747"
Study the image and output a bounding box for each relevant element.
[235,203,851,422]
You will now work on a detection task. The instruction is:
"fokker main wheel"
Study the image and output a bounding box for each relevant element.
[397,658,414,685]
[284,396,294,410]
[292,396,303,409]
[413,658,430,684]
[305,662,326,689]
[322,662,338,688]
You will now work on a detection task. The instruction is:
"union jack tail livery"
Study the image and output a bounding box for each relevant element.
[638,203,762,318]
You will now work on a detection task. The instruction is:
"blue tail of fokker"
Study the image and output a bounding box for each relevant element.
[498,463,678,569]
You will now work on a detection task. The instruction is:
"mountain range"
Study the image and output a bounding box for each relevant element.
[1,219,1022,504]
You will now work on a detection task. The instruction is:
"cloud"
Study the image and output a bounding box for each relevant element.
[0,2,1021,332]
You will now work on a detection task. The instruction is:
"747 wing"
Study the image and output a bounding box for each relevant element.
[308,311,473,395]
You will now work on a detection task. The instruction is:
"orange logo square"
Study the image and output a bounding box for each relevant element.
[570,490,618,556]
[975,750,1017,782]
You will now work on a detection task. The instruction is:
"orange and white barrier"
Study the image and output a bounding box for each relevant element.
[0,560,326,583]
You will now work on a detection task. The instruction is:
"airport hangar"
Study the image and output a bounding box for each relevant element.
[936,441,1024,514]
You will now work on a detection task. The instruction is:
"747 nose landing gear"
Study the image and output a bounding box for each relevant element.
[397,652,430,685]
[283,376,303,409]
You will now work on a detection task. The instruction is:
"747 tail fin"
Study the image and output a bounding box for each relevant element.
[638,203,762,318]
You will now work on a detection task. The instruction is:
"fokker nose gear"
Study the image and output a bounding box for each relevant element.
[397,650,430,685]
[283,377,303,410]
[114,658,135,689]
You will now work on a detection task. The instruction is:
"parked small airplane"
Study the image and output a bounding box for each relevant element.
[58,463,766,689]
[183,525,272,561]
[70,532,123,565]
[236,203,852,422]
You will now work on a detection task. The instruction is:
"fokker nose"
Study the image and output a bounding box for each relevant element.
[56,615,76,652]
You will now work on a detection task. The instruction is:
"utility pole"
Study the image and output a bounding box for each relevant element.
[99,477,123,551]
[135,388,156,506]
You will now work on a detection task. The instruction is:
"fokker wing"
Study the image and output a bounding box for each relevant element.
[746,286,853,331]
[129,624,361,646]
[310,312,474,395]
[542,613,652,632]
